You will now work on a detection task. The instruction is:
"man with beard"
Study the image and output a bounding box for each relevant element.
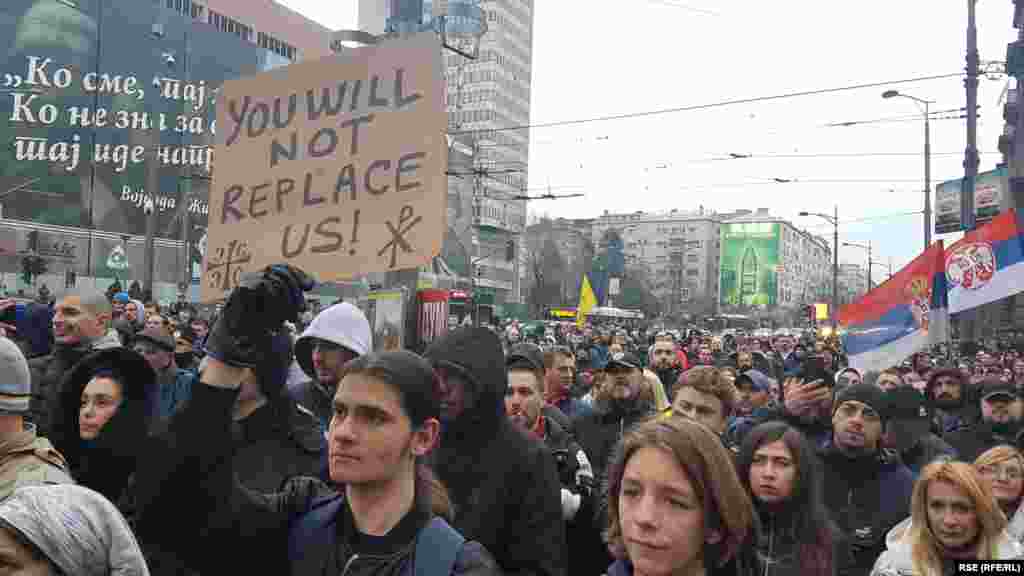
[570,350,654,576]
[945,379,1022,463]
[289,303,372,432]
[648,338,683,399]
[425,327,566,576]
[926,368,975,434]
[819,383,914,576]
[29,289,122,437]
[505,345,594,526]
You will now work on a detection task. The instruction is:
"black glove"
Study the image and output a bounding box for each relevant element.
[203,264,315,367]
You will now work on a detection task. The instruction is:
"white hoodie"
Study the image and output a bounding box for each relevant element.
[870,516,1024,575]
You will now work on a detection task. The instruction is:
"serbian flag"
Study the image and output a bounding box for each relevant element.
[839,242,948,373]
[945,210,1024,314]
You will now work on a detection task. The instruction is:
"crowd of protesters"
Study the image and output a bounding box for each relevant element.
[0,270,1023,575]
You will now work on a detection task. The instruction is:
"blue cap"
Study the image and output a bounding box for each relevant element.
[113,292,130,304]
[736,369,772,392]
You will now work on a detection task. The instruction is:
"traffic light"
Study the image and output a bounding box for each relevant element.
[26,230,39,253]
[65,269,76,288]
[505,239,515,262]
[475,265,485,278]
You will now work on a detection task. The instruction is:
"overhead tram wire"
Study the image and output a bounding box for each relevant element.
[447,72,967,136]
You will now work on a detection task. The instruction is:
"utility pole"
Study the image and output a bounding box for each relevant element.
[962,0,981,340]
[924,100,932,247]
[964,0,980,231]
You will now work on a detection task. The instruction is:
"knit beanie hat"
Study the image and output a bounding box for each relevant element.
[833,382,888,424]
[0,337,31,414]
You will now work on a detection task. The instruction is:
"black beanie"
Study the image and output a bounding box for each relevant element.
[833,383,888,423]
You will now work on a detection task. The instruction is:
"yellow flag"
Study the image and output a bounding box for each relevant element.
[576,275,597,327]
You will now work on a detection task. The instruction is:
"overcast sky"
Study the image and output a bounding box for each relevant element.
[277,0,1015,274]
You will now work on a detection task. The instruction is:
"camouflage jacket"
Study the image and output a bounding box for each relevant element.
[0,425,74,499]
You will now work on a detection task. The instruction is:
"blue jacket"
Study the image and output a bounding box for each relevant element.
[152,368,194,424]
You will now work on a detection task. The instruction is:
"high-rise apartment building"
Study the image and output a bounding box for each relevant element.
[445,0,534,305]
[590,209,722,317]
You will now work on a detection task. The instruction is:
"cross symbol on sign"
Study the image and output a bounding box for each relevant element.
[378,205,423,268]
[206,239,252,292]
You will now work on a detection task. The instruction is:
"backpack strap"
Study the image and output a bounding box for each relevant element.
[413,517,466,576]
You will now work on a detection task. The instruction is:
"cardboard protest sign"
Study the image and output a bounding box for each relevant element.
[201,32,445,302]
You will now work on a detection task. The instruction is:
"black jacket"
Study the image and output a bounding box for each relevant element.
[571,396,654,576]
[817,442,914,576]
[755,507,842,576]
[133,383,499,576]
[899,433,957,476]
[652,366,682,400]
[27,330,122,436]
[231,394,324,494]
[945,421,1022,464]
[49,348,156,511]
[424,326,567,576]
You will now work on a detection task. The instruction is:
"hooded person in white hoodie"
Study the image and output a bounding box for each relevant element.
[287,302,372,432]
[870,460,1024,576]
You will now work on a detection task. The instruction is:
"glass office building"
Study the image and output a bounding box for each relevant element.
[0,0,292,300]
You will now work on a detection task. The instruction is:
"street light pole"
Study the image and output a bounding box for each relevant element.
[882,90,934,249]
[799,208,839,331]
[843,240,873,290]
[832,205,838,332]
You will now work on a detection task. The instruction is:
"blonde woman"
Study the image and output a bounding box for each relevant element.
[975,445,1024,543]
[870,460,1024,575]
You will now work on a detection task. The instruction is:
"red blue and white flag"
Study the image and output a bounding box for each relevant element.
[945,209,1024,314]
[839,242,948,373]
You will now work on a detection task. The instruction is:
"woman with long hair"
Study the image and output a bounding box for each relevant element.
[603,415,761,576]
[736,422,839,576]
[870,460,1024,575]
[974,445,1024,543]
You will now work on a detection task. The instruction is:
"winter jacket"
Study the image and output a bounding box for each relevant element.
[150,365,194,429]
[289,304,372,431]
[870,517,1024,575]
[945,421,1022,463]
[769,351,801,383]
[28,328,122,436]
[133,382,499,576]
[231,393,323,494]
[571,396,655,576]
[0,424,74,499]
[755,506,842,576]
[1009,502,1024,544]
[818,441,914,576]
[898,433,957,477]
[49,348,156,511]
[424,326,567,576]
[543,415,594,502]
[604,554,761,576]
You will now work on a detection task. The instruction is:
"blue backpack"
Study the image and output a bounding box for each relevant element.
[288,494,466,576]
